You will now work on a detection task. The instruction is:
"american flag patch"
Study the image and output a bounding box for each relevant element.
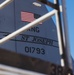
[21,11,42,24]
[21,12,35,22]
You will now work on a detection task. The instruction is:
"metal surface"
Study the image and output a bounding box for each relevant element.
[0,0,60,64]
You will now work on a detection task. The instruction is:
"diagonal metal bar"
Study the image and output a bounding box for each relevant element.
[0,0,13,10]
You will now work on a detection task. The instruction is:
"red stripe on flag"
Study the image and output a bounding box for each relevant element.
[21,11,42,24]
[21,12,35,22]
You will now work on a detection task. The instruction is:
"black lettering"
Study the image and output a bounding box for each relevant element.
[24,46,45,55]
[30,27,36,32]
[28,27,40,33]
[36,48,40,54]
[41,48,45,55]
[36,27,40,33]
[32,47,35,53]
[46,39,53,45]
[32,37,44,44]
[32,37,37,42]
[37,38,44,44]
[32,37,54,46]
[25,46,29,53]
[57,66,63,75]
[50,64,56,75]
[21,35,29,41]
